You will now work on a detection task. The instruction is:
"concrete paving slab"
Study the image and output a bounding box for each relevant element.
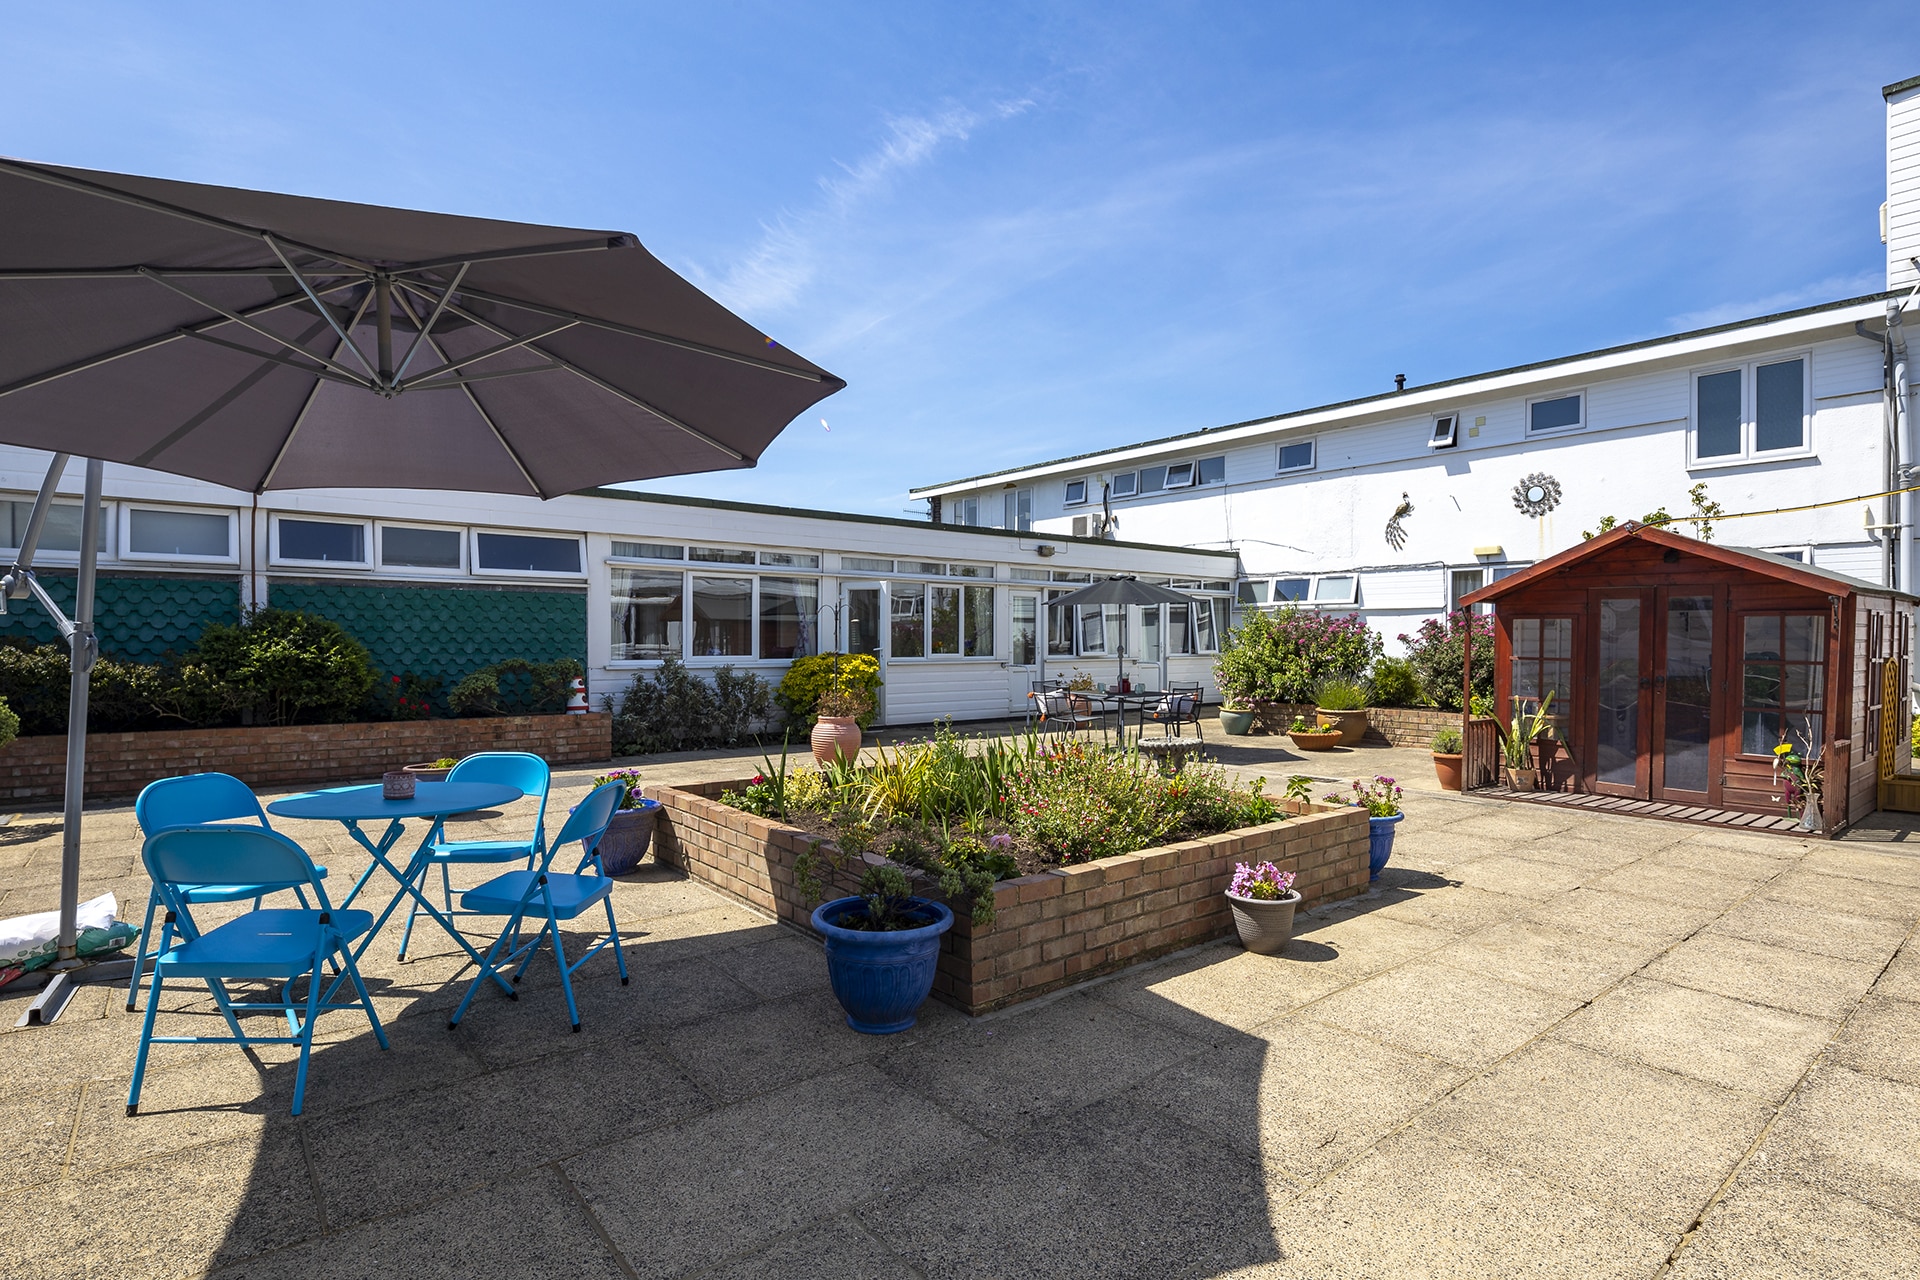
[1759,1064,1920,1219]
[1146,1012,1467,1182]
[1760,869,1920,923]
[1264,1127,1674,1280]
[565,1063,981,1280]
[1408,1039,1769,1231]
[1308,960,1581,1068]
[1797,842,1920,888]
[876,993,1201,1138]
[1700,895,1913,965]
[0,1083,79,1194]
[1284,909,1454,978]
[862,1092,1282,1280]
[211,1166,635,1280]
[1481,831,1648,872]
[1521,886,1721,948]
[1441,852,1591,899]
[1644,839,1797,880]
[1428,918,1660,1000]
[1645,933,1882,1019]
[1875,940,1920,1003]
[1087,940,1350,1038]
[1829,993,1920,1087]
[1583,860,1763,911]
[1554,977,1835,1101]
[1667,1171,1920,1280]
[1369,882,1532,934]
[707,928,834,1002]
[696,1214,921,1280]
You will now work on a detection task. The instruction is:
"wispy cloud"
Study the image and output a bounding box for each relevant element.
[1664,270,1888,331]
[706,98,1032,315]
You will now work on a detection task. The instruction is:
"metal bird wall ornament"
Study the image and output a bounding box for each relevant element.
[1385,492,1414,550]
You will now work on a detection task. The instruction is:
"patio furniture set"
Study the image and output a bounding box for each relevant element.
[123,752,632,1117]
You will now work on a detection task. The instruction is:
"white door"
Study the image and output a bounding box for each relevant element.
[841,581,887,724]
[1008,590,1041,714]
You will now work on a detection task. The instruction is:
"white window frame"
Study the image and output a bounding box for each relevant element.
[1686,352,1814,469]
[470,527,587,579]
[1427,413,1460,449]
[1,494,113,561]
[1063,478,1089,506]
[1163,460,1196,489]
[120,503,238,565]
[269,514,373,569]
[1310,575,1359,606]
[1526,390,1586,436]
[1108,471,1138,498]
[1276,438,1316,473]
[1762,545,1811,564]
[885,579,999,661]
[1195,455,1227,486]
[376,521,468,576]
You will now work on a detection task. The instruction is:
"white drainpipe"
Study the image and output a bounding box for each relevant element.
[1893,299,1912,589]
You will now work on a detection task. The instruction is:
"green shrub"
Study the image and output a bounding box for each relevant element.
[1213,608,1381,704]
[774,652,882,728]
[0,639,171,735]
[0,694,18,748]
[175,608,376,726]
[1312,678,1368,711]
[1398,610,1496,712]
[447,657,582,718]
[1366,656,1423,707]
[605,656,774,754]
[1431,725,1463,753]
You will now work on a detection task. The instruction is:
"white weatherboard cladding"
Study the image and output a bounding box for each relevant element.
[1891,83,1920,292]
[1812,541,1885,582]
[1360,568,1445,611]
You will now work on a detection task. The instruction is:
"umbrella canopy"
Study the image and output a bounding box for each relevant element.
[1043,575,1195,611]
[0,156,843,496]
[0,158,842,1008]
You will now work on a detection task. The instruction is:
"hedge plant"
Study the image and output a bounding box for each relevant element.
[1213,607,1382,705]
[0,694,18,749]
[1398,610,1496,712]
[448,657,584,717]
[604,656,775,754]
[774,652,882,729]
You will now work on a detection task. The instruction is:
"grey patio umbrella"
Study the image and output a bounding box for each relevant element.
[0,157,843,1019]
[1044,575,1195,687]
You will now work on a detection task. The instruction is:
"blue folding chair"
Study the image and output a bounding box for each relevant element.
[128,825,386,1118]
[126,773,329,1012]
[398,752,551,961]
[447,779,629,1034]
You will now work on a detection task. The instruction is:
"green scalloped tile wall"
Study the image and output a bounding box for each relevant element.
[0,573,240,662]
[267,581,586,686]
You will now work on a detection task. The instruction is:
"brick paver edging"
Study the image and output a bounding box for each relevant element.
[642,779,1371,1015]
[0,713,612,802]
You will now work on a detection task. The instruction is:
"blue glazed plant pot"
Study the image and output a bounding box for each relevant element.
[593,800,660,875]
[810,896,955,1034]
[1367,812,1403,882]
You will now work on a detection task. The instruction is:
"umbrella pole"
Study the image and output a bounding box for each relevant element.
[55,459,103,968]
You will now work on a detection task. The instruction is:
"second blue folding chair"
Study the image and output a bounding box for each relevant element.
[398,752,551,961]
[447,778,629,1034]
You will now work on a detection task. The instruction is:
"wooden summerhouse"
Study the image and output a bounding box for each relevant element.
[1458,523,1919,833]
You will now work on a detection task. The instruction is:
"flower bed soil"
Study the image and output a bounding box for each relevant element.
[644,778,1371,1015]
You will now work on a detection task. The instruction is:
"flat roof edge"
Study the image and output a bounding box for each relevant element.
[1885,74,1920,98]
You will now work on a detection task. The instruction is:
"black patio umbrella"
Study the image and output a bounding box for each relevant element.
[0,157,843,1015]
[1043,575,1195,687]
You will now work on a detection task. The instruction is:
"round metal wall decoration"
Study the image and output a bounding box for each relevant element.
[1513,472,1561,517]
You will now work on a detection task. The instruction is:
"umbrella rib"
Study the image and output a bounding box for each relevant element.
[0,281,356,403]
[257,289,376,492]
[389,288,544,496]
[401,363,564,393]
[179,330,370,388]
[262,236,377,380]
[394,319,576,392]
[0,157,376,272]
[0,267,317,280]
[133,318,333,467]
[136,268,374,388]
[391,236,638,275]
[414,290,749,463]
[422,280,832,383]
[391,262,467,383]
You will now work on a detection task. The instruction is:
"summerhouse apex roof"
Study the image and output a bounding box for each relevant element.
[911,290,1899,497]
[1459,523,1920,608]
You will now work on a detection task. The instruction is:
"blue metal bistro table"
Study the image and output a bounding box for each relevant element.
[267,782,523,997]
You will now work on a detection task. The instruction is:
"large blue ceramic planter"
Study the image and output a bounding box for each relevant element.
[811,896,955,1034]
[1367,812,1403,882]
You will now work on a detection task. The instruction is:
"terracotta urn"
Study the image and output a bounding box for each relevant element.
[1316,707,1370,747]
[811,715,863,766]
[1287,727,1343,752]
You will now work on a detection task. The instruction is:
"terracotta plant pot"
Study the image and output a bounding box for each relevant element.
[811,715,863,766]
[1218,708,1255,736]
[1226,890,1302,954]
[1432,752,1463,791]
[1316,707,1369,747]
[1288,728,1343,752]
[403,761,453,782]
[1506,766,1538,790]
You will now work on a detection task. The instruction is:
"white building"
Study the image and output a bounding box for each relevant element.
[915,75,1920,651]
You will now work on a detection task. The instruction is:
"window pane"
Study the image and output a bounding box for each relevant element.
[1744,663,1783,708]
[1079,606,1106,654]
[1529,394,1582,432]
[129,508,228,557]
[950,564,992,578]
[1783,614,1823,663]
[1543,617,1572,660]
[1696,370,1742,457]
[1011,595,1037,666]
[6,499,105,553]
[1169,603,1192,655]
[476,532,579,573]
[1743,614,1782,660]
[611,569,683,660]
[929,586,960,655]
[1278,441,1314,471]
[1138,466,1167,494]
[278,518,363,563]
[1197,456,1226,485]
[758,577,818,660]
[381,525,462,568]
[891,584,926,657]
[1015,488,1033,531]
[1137,606,1162,662]
[1450,569,1484,606]
[1513,617,1540,658]
[1313,575,1356,603]
[613,541,683,560]
[902,560,944,576]
[758,550,819,568]
[1755,358,1805,452]
[964,586,994,657]
[1743,709,1782,756]
[1193,601,1217,652]
[1783,663,1820,710]
[1785,713,1824,755]
[843,556,893,573]
[1237,581,1270,605]
[1109,472,1137,497]
[1046,592,1075,656]
[690,576,752,656]
[1164,462,1195,488]
[1064,480,1086,504]
[689,545,755,564]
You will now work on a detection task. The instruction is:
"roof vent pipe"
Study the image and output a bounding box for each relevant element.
[1394,374,1406,392]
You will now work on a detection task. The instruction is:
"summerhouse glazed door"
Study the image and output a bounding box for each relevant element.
[1650,590,1717,804]
[1591,592,1654,797]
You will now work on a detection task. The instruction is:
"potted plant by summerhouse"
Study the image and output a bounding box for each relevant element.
[1430,726,1464,791]
[1286,715,1342,751]
[1312,678,1370,746]
[1323,776,1404,883]
[588,768,661,874]
[1499,693,1555,791]
[1225,861,1301,954]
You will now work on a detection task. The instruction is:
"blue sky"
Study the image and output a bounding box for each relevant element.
[4,3,1916,515]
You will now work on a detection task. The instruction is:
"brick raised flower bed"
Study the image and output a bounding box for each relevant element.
[643,779,1371,1015]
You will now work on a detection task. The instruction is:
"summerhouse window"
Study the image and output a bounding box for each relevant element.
[1510,617,1574,737]
[1740,613,1826,757]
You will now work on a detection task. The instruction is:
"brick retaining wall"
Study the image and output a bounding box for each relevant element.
[1242,703,1461,748]
[0,713,612,803]
[644,779,1371,1015]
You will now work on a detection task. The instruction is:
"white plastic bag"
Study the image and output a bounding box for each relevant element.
[0,892,136,978]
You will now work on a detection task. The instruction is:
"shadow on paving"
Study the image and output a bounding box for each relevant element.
[90,862,1294,1280]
